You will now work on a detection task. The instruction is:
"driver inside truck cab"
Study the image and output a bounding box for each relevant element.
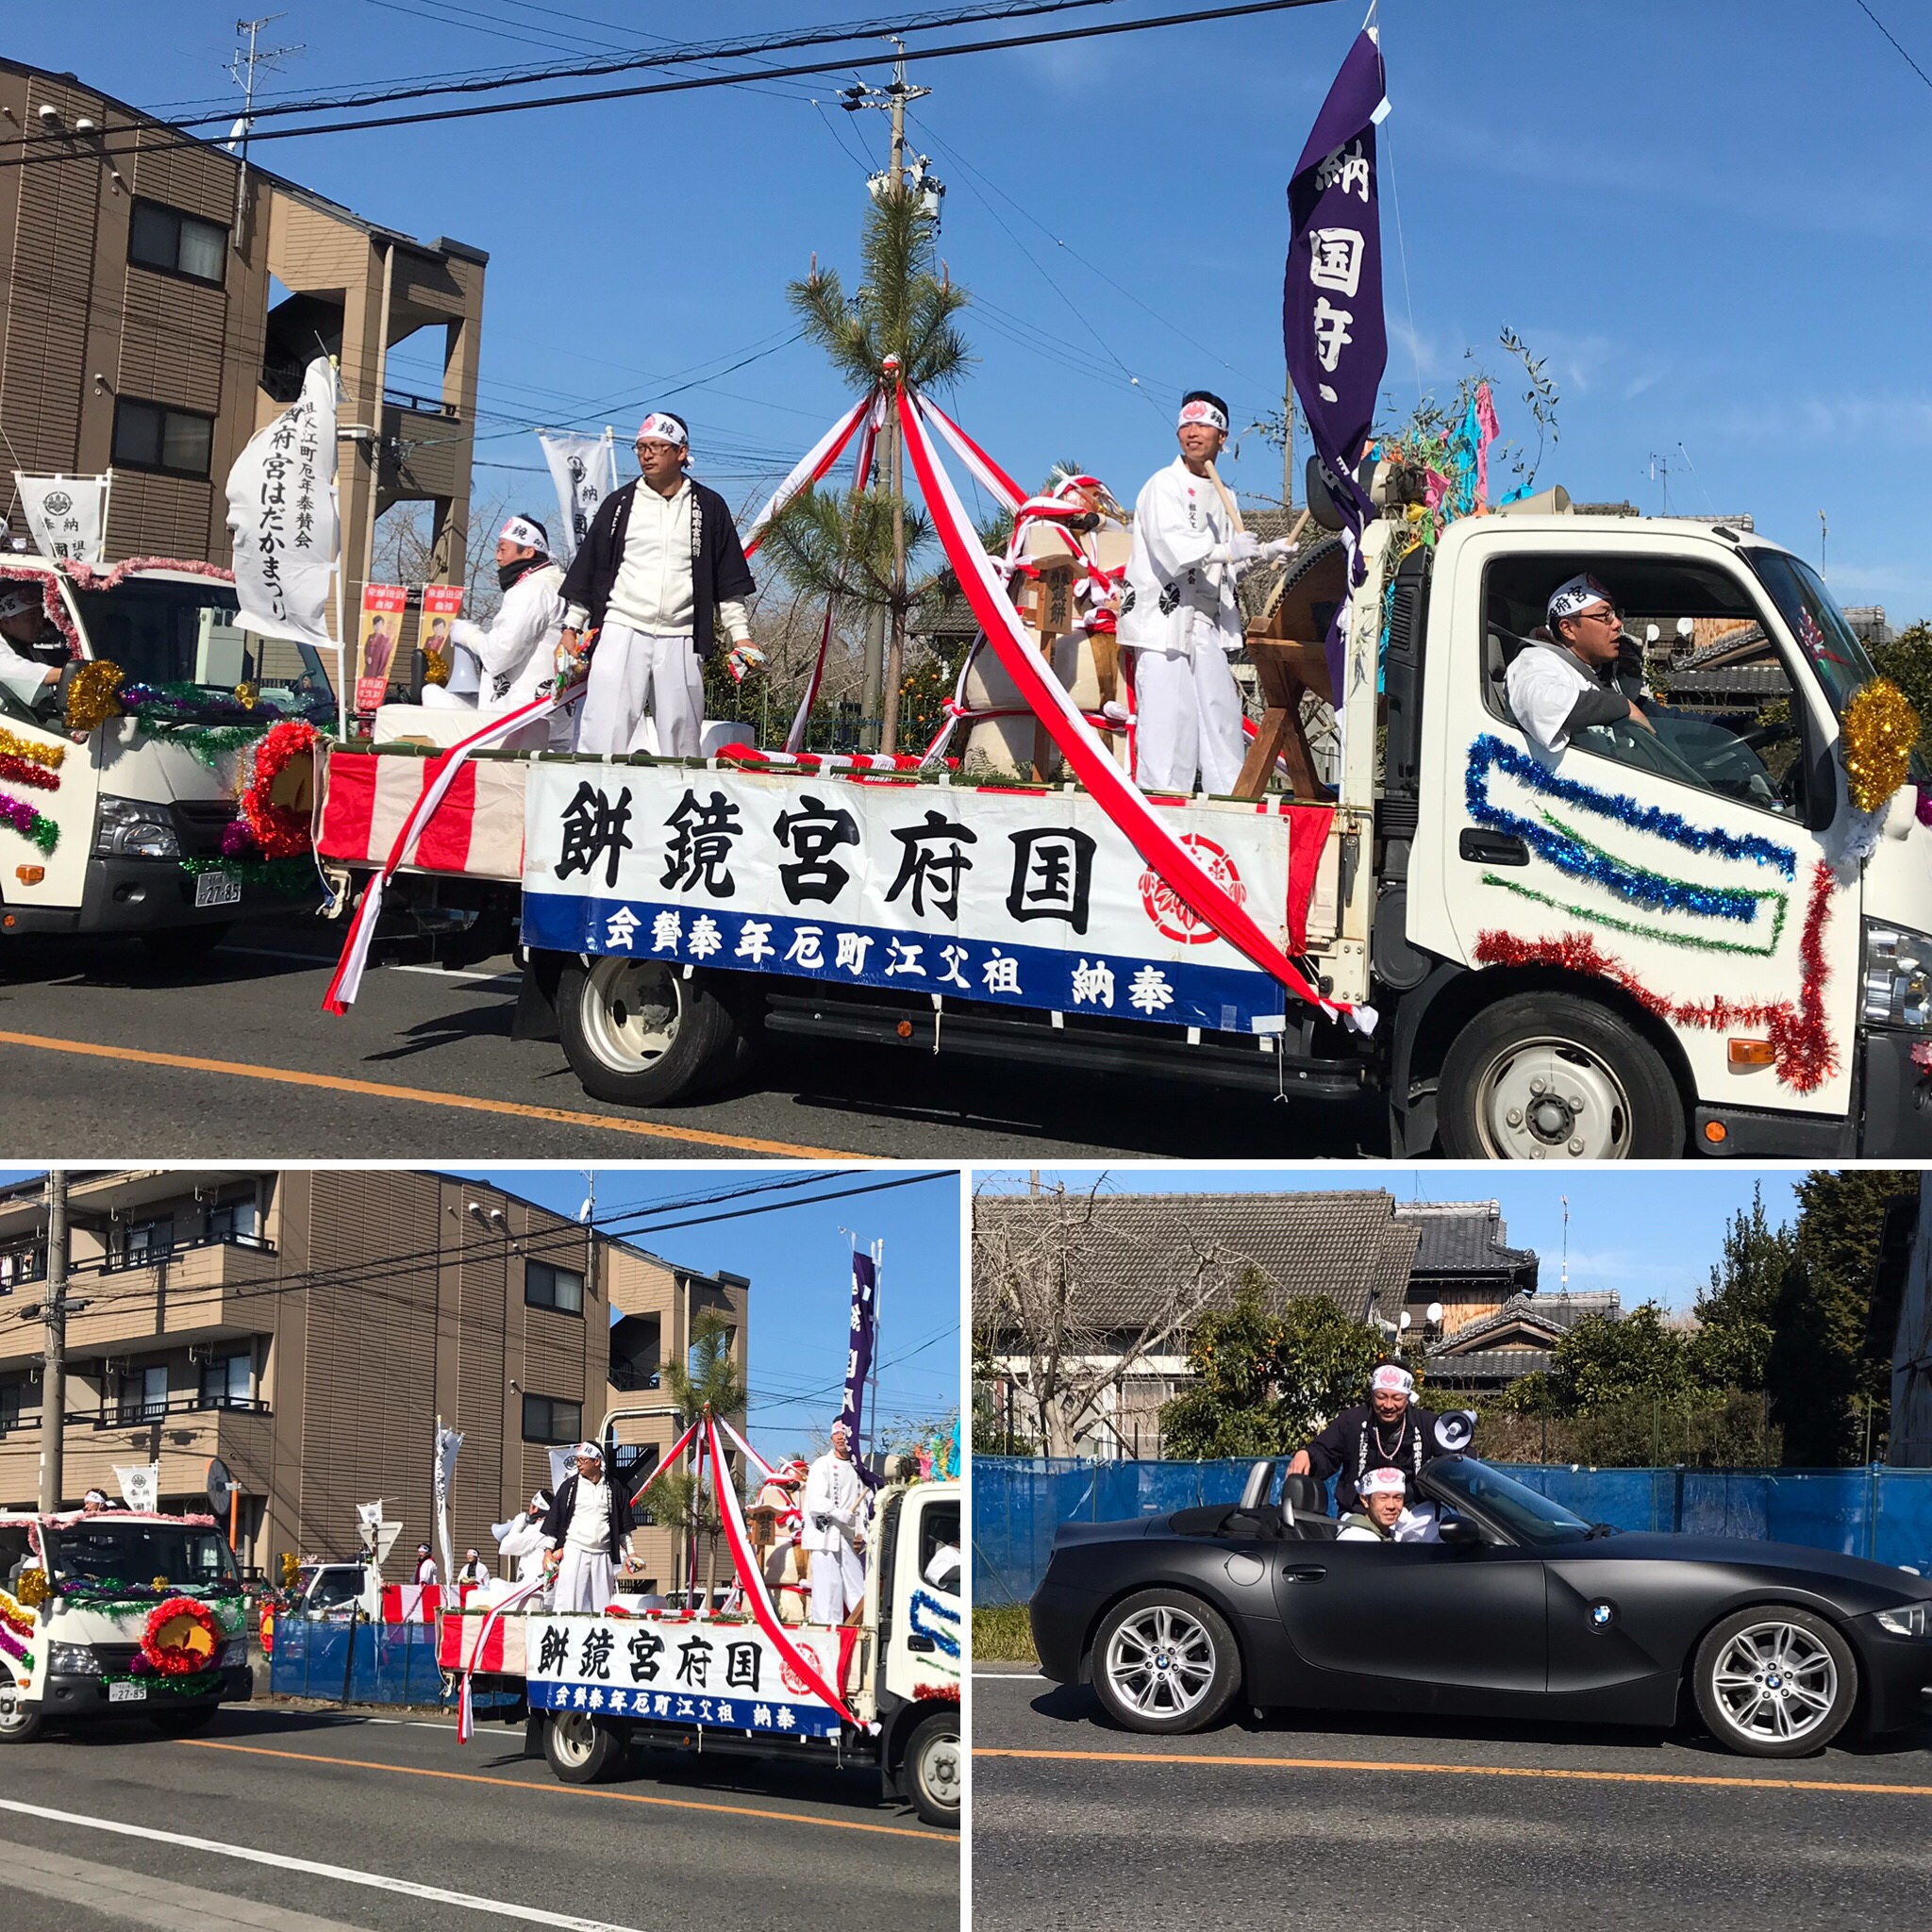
[1504,572,1657,757]
[0,582,62,710]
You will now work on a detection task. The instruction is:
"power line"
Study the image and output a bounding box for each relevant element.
[0,0,1337,172]
[1852,0,1932,92]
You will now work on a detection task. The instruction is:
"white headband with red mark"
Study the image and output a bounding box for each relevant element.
[499,516,548,554]
[1371,1364,1415,1397]
[637,412,689,447]
[1359,1466,1407,1497]
[1176,398,1228,434]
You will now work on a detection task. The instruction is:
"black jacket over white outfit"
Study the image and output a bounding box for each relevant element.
[541,1472,636,1561]
[1300,1402,1445,1512]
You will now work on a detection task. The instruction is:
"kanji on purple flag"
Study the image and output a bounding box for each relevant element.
[1283,26,1390,702]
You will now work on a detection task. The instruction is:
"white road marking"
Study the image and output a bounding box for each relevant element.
[366,1716,458,1730]
[390,964,520,985]
[220,947,517,986]
[0,1796,639,1932]
[973,1671,1047,1680]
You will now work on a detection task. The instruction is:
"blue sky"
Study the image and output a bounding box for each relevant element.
[974,1167,1808,1313]
[25,2,1932,618]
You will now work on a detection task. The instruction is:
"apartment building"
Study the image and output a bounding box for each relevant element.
[0,1170,749,1590]
[0,57,486,648]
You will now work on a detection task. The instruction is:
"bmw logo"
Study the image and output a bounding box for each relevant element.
[1588,1602,1617,1631]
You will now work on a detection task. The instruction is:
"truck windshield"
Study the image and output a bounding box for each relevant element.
[1746,551,1880,715]
[66,577,336,724]
[46,1521,241,1591]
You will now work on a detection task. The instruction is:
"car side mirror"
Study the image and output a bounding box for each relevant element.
[1438,1515,1483,1547]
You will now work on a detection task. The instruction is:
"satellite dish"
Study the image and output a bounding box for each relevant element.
[205,1457,235,1514]
[1434,1410,1478,1454]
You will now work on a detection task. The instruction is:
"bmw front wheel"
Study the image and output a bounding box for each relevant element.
[1691,1607,1857,1757]
[1090,1591,1240,1735]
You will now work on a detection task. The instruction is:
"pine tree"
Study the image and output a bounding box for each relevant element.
[1686,1183,1793,1391]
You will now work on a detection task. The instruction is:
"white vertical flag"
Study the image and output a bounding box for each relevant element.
[537,429,618,569]
[225,357,338,648]
[433,1424,463,1585]
[113,1462,159,1511]
[13,474,108,563]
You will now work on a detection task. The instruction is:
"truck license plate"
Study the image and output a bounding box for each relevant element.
[108,1681,145,1703]
[194,872,242,909]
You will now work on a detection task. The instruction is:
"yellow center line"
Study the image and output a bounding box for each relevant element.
[180,1738,951,1841]
[0,1030,861,1160]
[974,1745,1932,1798]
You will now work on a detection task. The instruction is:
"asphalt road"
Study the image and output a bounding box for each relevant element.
[0,1703,956,1932]
[0,924,1387,1160]
[972,1664,1932,1931]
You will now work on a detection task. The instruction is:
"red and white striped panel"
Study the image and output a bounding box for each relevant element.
[318,752,525,882]
[437,1608,525,1674]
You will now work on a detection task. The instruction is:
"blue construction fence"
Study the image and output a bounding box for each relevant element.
[268,1620,449,1706]
[972,1457,1932,1606]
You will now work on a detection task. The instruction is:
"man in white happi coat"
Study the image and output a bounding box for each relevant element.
[412,1542,439,1587]
[1118,391,1293,794]
[1504,571,1656,758]
[493,1489,555,1587]
[541,1442,637,1614]
[558,411,763,757]
[802,1421,868,1625]
[426,515,566,728]
[1335,1462,1443,1544]
[0,582,64,711]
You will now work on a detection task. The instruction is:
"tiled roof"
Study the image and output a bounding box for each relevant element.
[973,1189,1421,1334]
[1425,1348,1553,1384]
[1430,1290,1619,1357]
[1392,1200,1539,1282]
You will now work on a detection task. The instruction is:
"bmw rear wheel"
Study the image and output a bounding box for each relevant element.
[1091,1591,1240,1735]
[1691,1607,1857,1757]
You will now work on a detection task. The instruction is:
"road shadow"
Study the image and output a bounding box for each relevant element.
[0,934,325,993]
[359,996,521,1061]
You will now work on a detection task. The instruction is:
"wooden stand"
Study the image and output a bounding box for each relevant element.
[1234,639,1330,799]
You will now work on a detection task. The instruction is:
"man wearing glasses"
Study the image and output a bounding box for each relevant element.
[557,410,761,756]
[1506,572,1656,756]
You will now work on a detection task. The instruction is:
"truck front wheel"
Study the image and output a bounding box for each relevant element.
[543,1712,626,1785]
[557,957,740,1107]
[0,1696,44,1744]
[901,1710,962,1828]
[1438,991,1685,1160]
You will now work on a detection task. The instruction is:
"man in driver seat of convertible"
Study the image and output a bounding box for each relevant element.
[1336,1464,1441,1543]
[1286,1361,1445,1513]
[1505,572,1657,758]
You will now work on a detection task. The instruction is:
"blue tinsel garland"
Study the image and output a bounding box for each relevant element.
[908,1587,961,1657]
[1466,736,1796,924]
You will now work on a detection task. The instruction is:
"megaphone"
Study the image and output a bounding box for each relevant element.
[1434,1410,1477,1454]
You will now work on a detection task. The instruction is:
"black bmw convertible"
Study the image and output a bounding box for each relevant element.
[1029,1456,1932,1757]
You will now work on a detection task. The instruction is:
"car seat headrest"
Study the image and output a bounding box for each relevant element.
[1278,1474,1330,1518]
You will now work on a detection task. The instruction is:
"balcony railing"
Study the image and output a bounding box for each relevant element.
[383,388,459,420]
[93,1229,275,1275]
[92,1393,272,1430]
[608,1361,661,1393]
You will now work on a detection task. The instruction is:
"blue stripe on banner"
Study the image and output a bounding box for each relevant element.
[528,1678,842,1736]
[522,889,1287,1034]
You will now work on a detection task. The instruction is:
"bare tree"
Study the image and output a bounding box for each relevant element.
[371,490,513,626]
[971,1174,1247,1458]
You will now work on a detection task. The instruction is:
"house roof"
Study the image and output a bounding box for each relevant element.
[1392,1200,1538,1284]
[1424,1349,1553,1385]
[973,1189,1424,1335]
[1429,1290,1620,1359]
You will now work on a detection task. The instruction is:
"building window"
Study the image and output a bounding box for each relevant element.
[111,398,214,480]
[0,1244,42,1293]
[199,1354,251,1409]
[124,1217,175,1265]
[521,1393,581,1443]
[127,198,226,285]
[122,1363,169,1424]
[207,1199,261,1245]
[525,1260,584,1317]
[0,1385,19,1436]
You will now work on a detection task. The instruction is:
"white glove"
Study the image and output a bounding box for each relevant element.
[1227,530,1262,565]
[1260,537,1296,563]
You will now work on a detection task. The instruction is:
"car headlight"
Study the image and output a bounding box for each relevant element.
[1874,1602,1930,1639]
[1861,921,1932,1029]
[94,795,181,859]
[47,1642,99,1674]
[219,1638,249,1668]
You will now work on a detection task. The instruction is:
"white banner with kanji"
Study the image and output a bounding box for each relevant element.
[525,1614,852,1738]
[520,761,1316,1035]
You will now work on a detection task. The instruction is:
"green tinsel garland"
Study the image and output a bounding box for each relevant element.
[145,723,272,771]
[178,855,318,895]
[98,1669,224,1696]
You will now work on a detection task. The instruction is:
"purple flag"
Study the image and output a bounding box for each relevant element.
[1283,26,1390,699]
[840,1250,880,1484]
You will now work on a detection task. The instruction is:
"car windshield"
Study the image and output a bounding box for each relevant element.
[46,1521,242,1590]
[308,1570,362,1607]
[1424,1457,1597,1546]
[1746,550,1879,715]
[65,577,336,724]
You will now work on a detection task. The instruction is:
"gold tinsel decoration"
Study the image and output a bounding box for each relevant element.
[1841,676,1920,815]
[64,660,126,734]
[422,650,451,688]
[233,681,259,710]
[13,1568,49,1608]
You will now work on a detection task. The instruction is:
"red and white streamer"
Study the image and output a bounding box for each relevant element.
[705,1414,858,1726]
[901,386,1369,1032]
[712,1412,782,1485]
[322,684,582,1014]
[741,393,874,559]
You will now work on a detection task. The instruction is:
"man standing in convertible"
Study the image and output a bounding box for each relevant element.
[1286,1361,1447,1511]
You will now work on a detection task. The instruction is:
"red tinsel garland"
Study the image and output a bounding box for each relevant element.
[0,754,58,792]
[1474,861,1839,1094]
[142,1595,219,1676]
[0,558,235,663]
[242,720,319,859]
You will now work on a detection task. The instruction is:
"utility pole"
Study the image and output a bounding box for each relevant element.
[1282,388,1296,512]
[1648,451,1671,517]
[228,15,304,251]
[36,1170,68,1513]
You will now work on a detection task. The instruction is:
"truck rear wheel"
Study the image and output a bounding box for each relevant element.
[1439,991,1685,1160]
[901,1710,962,1828]
[543,1712,626,1785]
[556,957,740,1107]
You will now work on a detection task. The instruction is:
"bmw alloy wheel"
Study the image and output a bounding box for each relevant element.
[1709,1621,1840,1745]
[1103,1605,1218,1720]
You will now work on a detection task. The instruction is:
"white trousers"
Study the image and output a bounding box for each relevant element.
[808,1546,864,1624]
[552,1543,614,1614]
[575,622,704,756]
[1130,639,1244,795]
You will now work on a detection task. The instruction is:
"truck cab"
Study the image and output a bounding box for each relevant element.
[0,557,335,951]
[0,1508,253,1742]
